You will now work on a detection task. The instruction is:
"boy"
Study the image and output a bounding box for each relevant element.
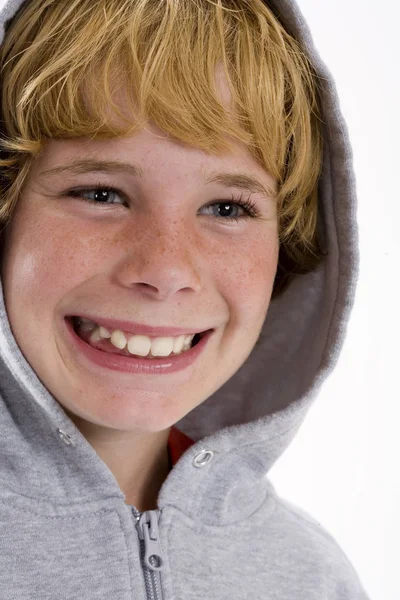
[0,0,370,598]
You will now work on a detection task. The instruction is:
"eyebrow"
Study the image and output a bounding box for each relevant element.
[205,172,275,199]
[40,158,275,198]
[40,159,143,179]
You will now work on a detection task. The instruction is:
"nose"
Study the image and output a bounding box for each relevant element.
[112,217,203,301]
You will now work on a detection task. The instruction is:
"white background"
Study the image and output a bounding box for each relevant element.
[268,1,397,599]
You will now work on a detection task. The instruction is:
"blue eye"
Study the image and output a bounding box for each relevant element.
[65,186,262,223]
[200,194,261,222]
[68,187,124,206]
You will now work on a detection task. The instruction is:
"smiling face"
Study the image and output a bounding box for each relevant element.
[0,121,279,435]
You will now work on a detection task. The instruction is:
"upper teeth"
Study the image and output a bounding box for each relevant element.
[77,318,197,357]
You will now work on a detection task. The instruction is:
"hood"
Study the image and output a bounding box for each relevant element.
[0,0,359,525]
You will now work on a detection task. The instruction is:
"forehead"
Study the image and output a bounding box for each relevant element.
[32,63,276,194]
[31,130,277,202]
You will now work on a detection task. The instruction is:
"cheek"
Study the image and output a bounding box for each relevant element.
[215,231,279,325]
[1,210,97,312]
[242,230,278,282]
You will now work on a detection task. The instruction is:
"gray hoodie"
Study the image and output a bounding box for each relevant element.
[0,0,371,599]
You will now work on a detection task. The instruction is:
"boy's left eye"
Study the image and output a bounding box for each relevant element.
[65,186,262,223]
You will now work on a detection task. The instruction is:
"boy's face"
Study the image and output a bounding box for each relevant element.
[0,122,279,434]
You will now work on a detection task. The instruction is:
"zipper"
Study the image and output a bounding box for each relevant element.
[131,506,165,600]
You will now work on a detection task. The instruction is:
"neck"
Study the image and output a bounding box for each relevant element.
[64,409,172,512]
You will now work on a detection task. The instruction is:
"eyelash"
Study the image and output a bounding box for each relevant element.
[65,184,262,223]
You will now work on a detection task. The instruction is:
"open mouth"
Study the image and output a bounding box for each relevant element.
[66,316,205,359]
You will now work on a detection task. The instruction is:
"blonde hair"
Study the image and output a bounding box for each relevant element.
[0,0,326,298]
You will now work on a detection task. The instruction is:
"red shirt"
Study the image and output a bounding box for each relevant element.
[167,426,195,468]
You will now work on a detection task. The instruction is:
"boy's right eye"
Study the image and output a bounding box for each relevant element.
[67,186,126,206]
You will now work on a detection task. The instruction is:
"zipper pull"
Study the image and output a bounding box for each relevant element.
[137,510,165,572]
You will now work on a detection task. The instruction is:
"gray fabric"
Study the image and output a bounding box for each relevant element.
[0,0,370,598]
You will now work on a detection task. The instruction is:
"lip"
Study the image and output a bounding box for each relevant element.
[64,317,214,374]
[67,314,210,338]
